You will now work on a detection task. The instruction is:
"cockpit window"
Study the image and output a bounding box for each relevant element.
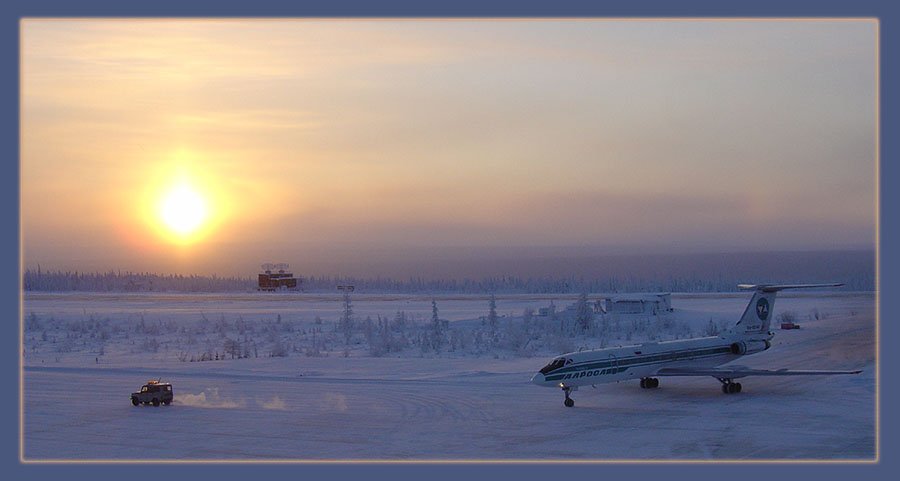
[540,358,567,374]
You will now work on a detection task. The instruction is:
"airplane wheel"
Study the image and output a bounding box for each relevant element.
[735,383,742,393]
[564,398,575,407]
[722,384,730,394]
[640,379,647,389]
[651,378,659,388]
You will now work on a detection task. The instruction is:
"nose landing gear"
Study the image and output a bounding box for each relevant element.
[562,386,575,407]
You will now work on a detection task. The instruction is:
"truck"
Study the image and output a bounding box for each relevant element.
[131,379,173,406]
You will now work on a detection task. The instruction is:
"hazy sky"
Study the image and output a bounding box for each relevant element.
[21,20,877,276]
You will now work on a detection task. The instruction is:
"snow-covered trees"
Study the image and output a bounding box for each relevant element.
[23,269,252,292]
[223,338,240,359]
[488,294,498,333]
[575,292,594,332]
[22,267,876,295]
[431,299,442,336]
[269,338,288,357]
[24,292,845,365]
[25,249,875,297]
[368,313,410,357]
[430,299,444,351]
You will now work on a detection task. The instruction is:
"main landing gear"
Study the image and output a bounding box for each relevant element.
[719,378,743,394]
[640,377,659,389]
[562,386,575,407]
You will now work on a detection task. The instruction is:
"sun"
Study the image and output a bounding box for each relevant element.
[137,152,231,246]
[159,182,209,238]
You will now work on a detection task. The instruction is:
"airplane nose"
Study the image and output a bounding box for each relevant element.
[531,373,545,385]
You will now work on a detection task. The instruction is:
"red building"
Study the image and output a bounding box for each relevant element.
[258,263,299,291]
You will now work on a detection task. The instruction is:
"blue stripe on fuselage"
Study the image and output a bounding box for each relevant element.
[543,345,732,381]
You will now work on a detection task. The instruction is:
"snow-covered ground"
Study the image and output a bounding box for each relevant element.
[22,292,875,460]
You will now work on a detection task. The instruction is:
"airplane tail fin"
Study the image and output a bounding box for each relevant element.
[734,283,843,337]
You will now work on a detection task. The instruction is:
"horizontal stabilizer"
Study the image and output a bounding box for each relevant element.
[655,366,861,379]
[737,283,844,293]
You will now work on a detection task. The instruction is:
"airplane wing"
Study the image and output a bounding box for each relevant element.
[655,366,862,379]
[737,283,844,292]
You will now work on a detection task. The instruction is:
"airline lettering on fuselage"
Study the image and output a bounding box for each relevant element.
[562,369,617,380]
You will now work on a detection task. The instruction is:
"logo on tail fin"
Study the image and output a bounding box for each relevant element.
[756,298,770,320]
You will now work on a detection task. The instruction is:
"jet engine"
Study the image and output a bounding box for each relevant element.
[730,340,770,355]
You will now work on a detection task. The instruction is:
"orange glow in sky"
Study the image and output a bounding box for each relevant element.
[20,20,877,275]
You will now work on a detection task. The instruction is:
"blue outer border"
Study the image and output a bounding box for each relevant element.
[2,0,894,480]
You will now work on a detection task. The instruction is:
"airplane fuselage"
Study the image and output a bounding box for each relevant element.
[531,333,770,389]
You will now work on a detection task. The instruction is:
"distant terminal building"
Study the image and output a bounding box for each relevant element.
[258,263,300,291]
[602,293,672,316]
[538,300,603,317]
[538,293,673,318]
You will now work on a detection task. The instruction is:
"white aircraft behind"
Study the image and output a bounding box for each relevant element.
[531,283,861,407]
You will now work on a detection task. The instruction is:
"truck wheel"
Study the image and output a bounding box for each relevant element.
[132,398,139,406]
[152,398,160,406]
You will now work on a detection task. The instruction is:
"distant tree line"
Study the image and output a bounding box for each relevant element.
[23,268,253,293]
[23,266,875,294]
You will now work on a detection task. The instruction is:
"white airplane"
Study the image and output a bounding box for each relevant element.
[531,283,862,407]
